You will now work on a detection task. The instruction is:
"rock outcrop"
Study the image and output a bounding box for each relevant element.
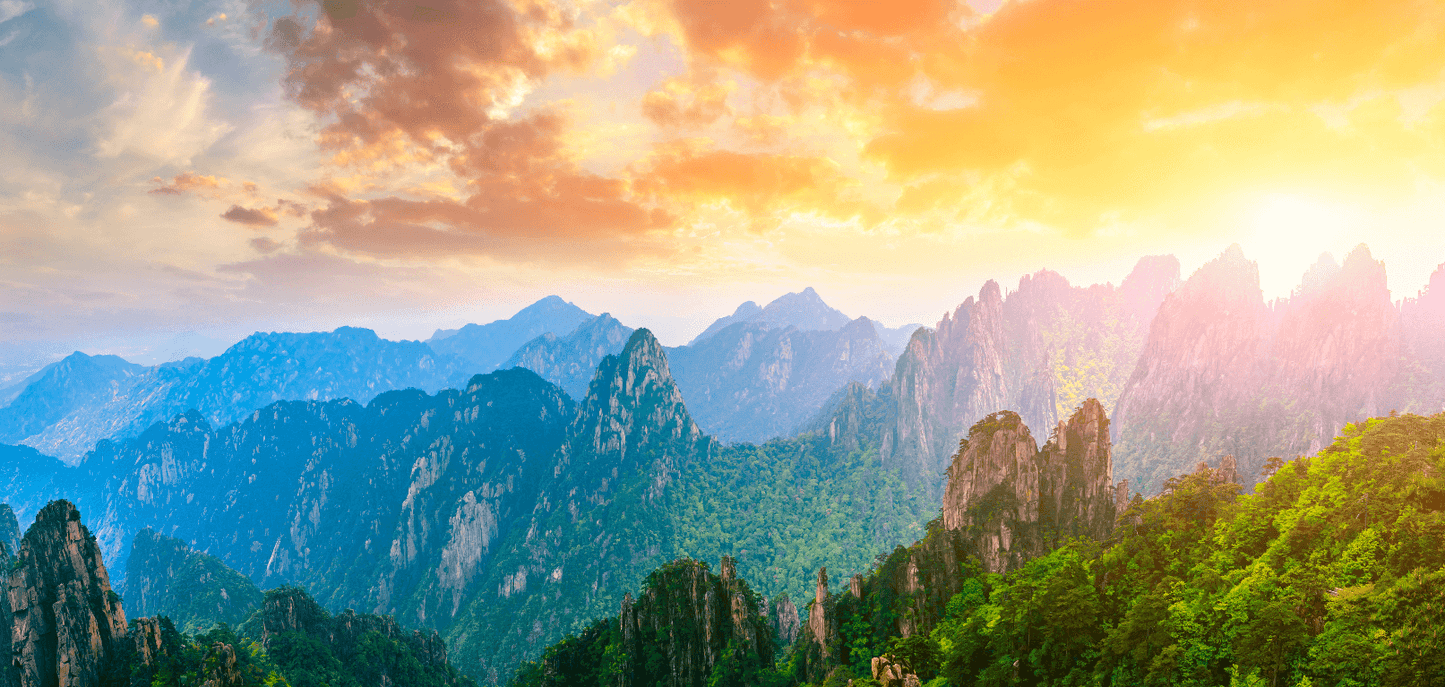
[882,257,1178,489]
[1113,244,1417,492]
[939,399,1120,573]
[2,500,128,687]
[243,586,461,685]
[799,401,1124,677]
[615,558,773,687]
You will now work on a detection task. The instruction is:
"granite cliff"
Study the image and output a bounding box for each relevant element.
[795,400,1123,681]
[1111,244,1426,492]
[1,500,128,687]
[512,557,778,687]
[881,257,1178,489]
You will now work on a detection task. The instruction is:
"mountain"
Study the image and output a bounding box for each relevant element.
[1111,244,1417,492]
[501,311,899,445]
[502,313,634,398]
[0,327,464,464]
[429,295,594,376]
[0,443,67,524]
[872,320,926,356]
[0,352,145,444]
[880,257,1180,489]
[2,499,130,687]
[668,316,896,443]
[18,329,927,682]
[124,528,265,633]
[511,557,782,687]
[688,287,852,346]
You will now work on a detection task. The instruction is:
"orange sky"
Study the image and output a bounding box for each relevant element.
[2,0,1445,358]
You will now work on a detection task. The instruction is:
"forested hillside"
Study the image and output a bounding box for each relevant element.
[521,409,1445,687]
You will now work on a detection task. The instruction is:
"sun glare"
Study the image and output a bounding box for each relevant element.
[1242,194,1359,299]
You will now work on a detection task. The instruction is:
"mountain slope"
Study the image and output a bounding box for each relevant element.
[881,257,1178,489]
[123,528,265,633]
[502,313,634,398]
[668,316,896,444]
[689,287,852,346]
[430,295,593,377]
[0,352,145,444]
[1112,244,1412,492]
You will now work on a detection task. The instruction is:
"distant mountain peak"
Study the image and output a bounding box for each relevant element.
[572,328,699,461]
[688,287,851,345]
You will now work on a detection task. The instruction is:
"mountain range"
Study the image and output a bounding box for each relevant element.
[3,244,1445,684]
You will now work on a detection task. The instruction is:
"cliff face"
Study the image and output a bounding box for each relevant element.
[615,558,774,687]
[882,258,1177,489]
[2,500,128,687]
[796,401,1121,678]
[1113,244,1411,492]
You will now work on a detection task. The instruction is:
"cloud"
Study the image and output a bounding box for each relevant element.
[149,171,225,196]
[0,0,33,25]
[636,141,863,221]
[641,75,731,128]
[261,1,689,263]
[94,48,232,165]
[653,0,1445,234]
[220,204,279,226]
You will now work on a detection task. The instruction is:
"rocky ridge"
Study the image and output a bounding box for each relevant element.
[2,500,128,687]
[796,400,1122,680]
[1111,244,1440,492]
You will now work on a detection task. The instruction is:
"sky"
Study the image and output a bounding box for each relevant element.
[3,0,1445,372]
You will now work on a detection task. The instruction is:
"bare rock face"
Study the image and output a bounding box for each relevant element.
[883,257,1177,490]
[938,400,1119,573]
[3,500,128,687]
[199,642,246,687]
[0,504,17,558]
[767,594,800,648]
[615,558,773,687]
[1114,244,1409,493]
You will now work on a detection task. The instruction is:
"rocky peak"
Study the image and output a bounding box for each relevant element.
[941,411,1041,533]
[3,499,128,687]
[1118,254,1182,324]
[615,558,773,687]
[939,403,1121,572]
[571,329,701,462]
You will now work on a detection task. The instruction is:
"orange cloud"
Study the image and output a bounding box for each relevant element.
[641,75,732,129]
[220,205,279,227]
[652,0,1445,233]
[635,141,868,225]
[149,172,225,196]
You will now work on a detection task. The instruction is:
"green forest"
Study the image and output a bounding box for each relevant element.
[519,411,1445,687]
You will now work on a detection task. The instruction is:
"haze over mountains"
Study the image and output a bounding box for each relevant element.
[3,244,1445,683]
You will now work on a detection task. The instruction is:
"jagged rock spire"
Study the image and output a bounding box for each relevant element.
[4,500,129,687]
